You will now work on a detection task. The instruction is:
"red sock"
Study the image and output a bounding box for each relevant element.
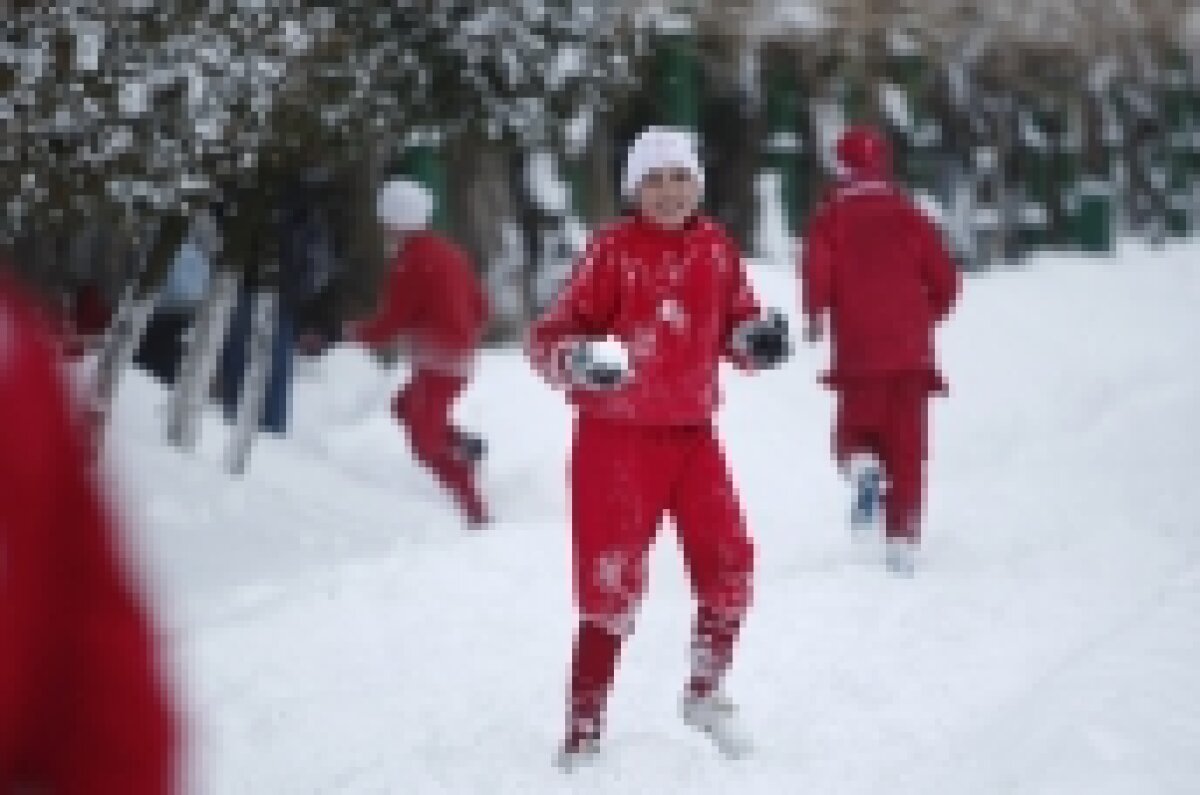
[686,606,743,698]
[565,621,624,747]
[446,466,489,526]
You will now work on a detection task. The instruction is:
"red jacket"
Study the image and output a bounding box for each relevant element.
[801,180,960,390]
[527,214,762,426]
[356,232,489,372]
[0,275,177,793]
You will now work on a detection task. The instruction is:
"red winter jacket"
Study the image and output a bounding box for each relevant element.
[527,214,762,426]
[0,274,178,794]
[355,231,489,372]
[801,180,960,390]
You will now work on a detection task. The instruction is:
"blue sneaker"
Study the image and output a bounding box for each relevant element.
[847,455,883,542]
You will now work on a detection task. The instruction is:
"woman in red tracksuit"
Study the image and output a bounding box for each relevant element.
[528,127,790,768]
[353,179,490,528]
[0,270,178,793]
[801,125,960,575]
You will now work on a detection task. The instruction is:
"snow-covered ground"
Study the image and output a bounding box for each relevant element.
[107,240,1200,793]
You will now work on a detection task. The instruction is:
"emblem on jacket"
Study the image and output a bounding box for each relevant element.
[658,298,687,330]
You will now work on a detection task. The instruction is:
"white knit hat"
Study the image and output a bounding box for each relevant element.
[621,126,705,200]
[376,178,433,230]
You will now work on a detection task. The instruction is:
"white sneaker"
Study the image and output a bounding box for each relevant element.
[844,453,880,483]
[553,737,600,772]
[681,692,753,759]
[885,539,918,577]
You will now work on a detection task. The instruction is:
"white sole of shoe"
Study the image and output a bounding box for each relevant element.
[553,746,599,773]
[682,698,753,760]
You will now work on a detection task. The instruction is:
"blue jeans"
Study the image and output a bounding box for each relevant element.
[219,291,295,434]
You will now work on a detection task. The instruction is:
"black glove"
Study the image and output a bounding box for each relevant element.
[452,430,487,464]
[733,309,791,370]
[561,339,631,389]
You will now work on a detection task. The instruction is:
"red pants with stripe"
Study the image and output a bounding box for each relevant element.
[392,369,486,524]
[564,417,754,743]
[833,374,931,541]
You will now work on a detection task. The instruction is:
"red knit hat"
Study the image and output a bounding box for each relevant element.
[836,125,893,182]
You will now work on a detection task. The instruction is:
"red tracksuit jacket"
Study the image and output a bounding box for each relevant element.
[527,214,761,426]
[356,231,489,370]
[801,180,960,390]
[0,275,177,793]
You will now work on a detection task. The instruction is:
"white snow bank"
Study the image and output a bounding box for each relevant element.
[107,239,1200,793]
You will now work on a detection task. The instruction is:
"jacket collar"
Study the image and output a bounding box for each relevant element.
[628,211,703,238]
[832,178,895,201]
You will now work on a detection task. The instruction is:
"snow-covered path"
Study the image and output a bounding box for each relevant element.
[110,242,1200,793]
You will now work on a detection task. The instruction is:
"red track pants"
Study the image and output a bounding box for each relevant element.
[833,374,931,541]
[564,416,754,744]
[392,369,487,525]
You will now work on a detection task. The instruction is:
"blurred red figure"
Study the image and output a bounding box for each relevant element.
[529,128,791,768]
[353,179,490,527]
[801,125,960,575]
[0,272,178,793]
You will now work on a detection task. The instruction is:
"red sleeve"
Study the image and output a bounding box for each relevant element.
[801,212,835,321]
[525,232,620,385]
[719,235,764,369]
[355,255,420,347]
[54,419,178,795]
[0,285,177,794]
[914,210,961,321]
